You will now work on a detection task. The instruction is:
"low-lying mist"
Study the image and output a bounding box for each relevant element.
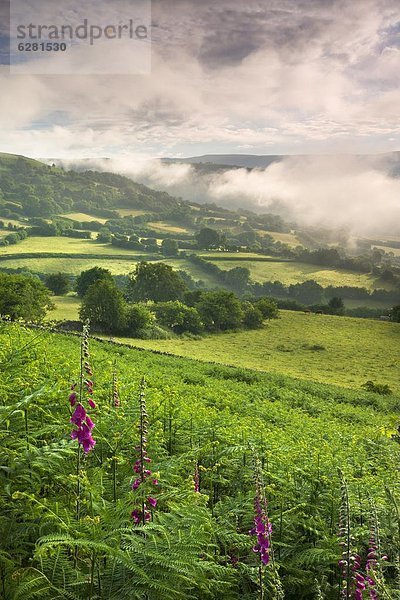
[55,153,400,237]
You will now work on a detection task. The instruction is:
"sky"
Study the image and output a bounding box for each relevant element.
[1,0,400,159]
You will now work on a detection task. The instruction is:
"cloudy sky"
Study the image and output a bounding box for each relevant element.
[0,0,400,159]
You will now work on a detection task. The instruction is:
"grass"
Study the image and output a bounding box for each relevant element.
[373,245,400,256]
[120,310,400,392]
[207,257,395,290]
[269,231,301,247]
[60,212,108,224]
[116,208,147,217]
[148,222,193,234]
[0,237,146,256]
[1,257,142,275]
[47,295,81,320]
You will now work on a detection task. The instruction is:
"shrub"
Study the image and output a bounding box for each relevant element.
[154,301,203,334]
[125,304,154,335]
[242,304,264,329]
[361,380,393,396]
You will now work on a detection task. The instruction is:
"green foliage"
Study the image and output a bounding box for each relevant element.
[242,304,264,329]
[196,227,223,249]
[125,303,155,335]
[127,262,187,303]
[80,279,126,333]
[45,272,71,295]
[255,298,279,319]
[0,272,54,320]
[197,290,244,331]
[392,304,400,322]
[0,323,399,599]
[161,238,179,257]
[154,301,203,334]
[75,267,114,298]
[361,381,393,396]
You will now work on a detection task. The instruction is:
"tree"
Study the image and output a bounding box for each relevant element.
[242,304,264,329]
[79,280,126,333]
[0,272,54,321]
[196,290,244,332]
[125,304,154,335]
[161,239,179,257]
[255,298,279,319]
[328,296,345,315]
[223,267,250,293]
[75,267,113,298]
[96,229,112,243]
[127,262,187,303]
[154,301,203,334]
[195,228,222,249]
[391,305,400,323]
[45,272,70,295]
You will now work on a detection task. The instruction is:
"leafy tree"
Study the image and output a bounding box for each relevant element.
[289,280,324,305]
[96,229,112,243]
[154,301,203,334]
[255,298,279,319]
[161,238,179,257]
[80,279,126,333]
[223,266,250,293]
[127,262,187,303]
[391,304,400,322]
[196,228,222,249]
[0,272,54,320]
[196,290,244,332]
[4,233,19,245]
[45,272,70,295]
[242,304,264,329]
[126,304,154,334]
[75,267,113,298]
[328,296,345,315]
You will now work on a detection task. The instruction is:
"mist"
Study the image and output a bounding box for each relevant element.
[55,154,400,237]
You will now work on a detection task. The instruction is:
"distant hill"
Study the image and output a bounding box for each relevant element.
[163,151,400,175]
[162,154,284,169]
[0,153,182,219]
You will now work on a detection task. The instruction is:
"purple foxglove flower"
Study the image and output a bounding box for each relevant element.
[71,403,86,426]
[148,496,157,508]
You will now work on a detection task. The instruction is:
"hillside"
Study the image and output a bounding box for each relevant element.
[0,152,182,217]
[0,321,399,598]
[117,310,400,392]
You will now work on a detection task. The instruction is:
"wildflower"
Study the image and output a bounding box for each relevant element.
[131,377,159,524]
[69,321,96,454]
[112,363,120,407]
[251,457,273,566]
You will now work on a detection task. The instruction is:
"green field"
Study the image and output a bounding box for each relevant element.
[123,311,400,392]
[116,208,147,217]
[148,221,193,234]
[0,237,142,256]
[47,295,81,320]
[207,256,394,290]
[2,256,145,275]
[60,212,108,224]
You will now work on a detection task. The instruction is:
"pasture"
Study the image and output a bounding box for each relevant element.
[126,310,400,392]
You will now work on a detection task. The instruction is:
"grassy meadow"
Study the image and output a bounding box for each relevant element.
[123,311,400,392]
[207,256,394,290]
